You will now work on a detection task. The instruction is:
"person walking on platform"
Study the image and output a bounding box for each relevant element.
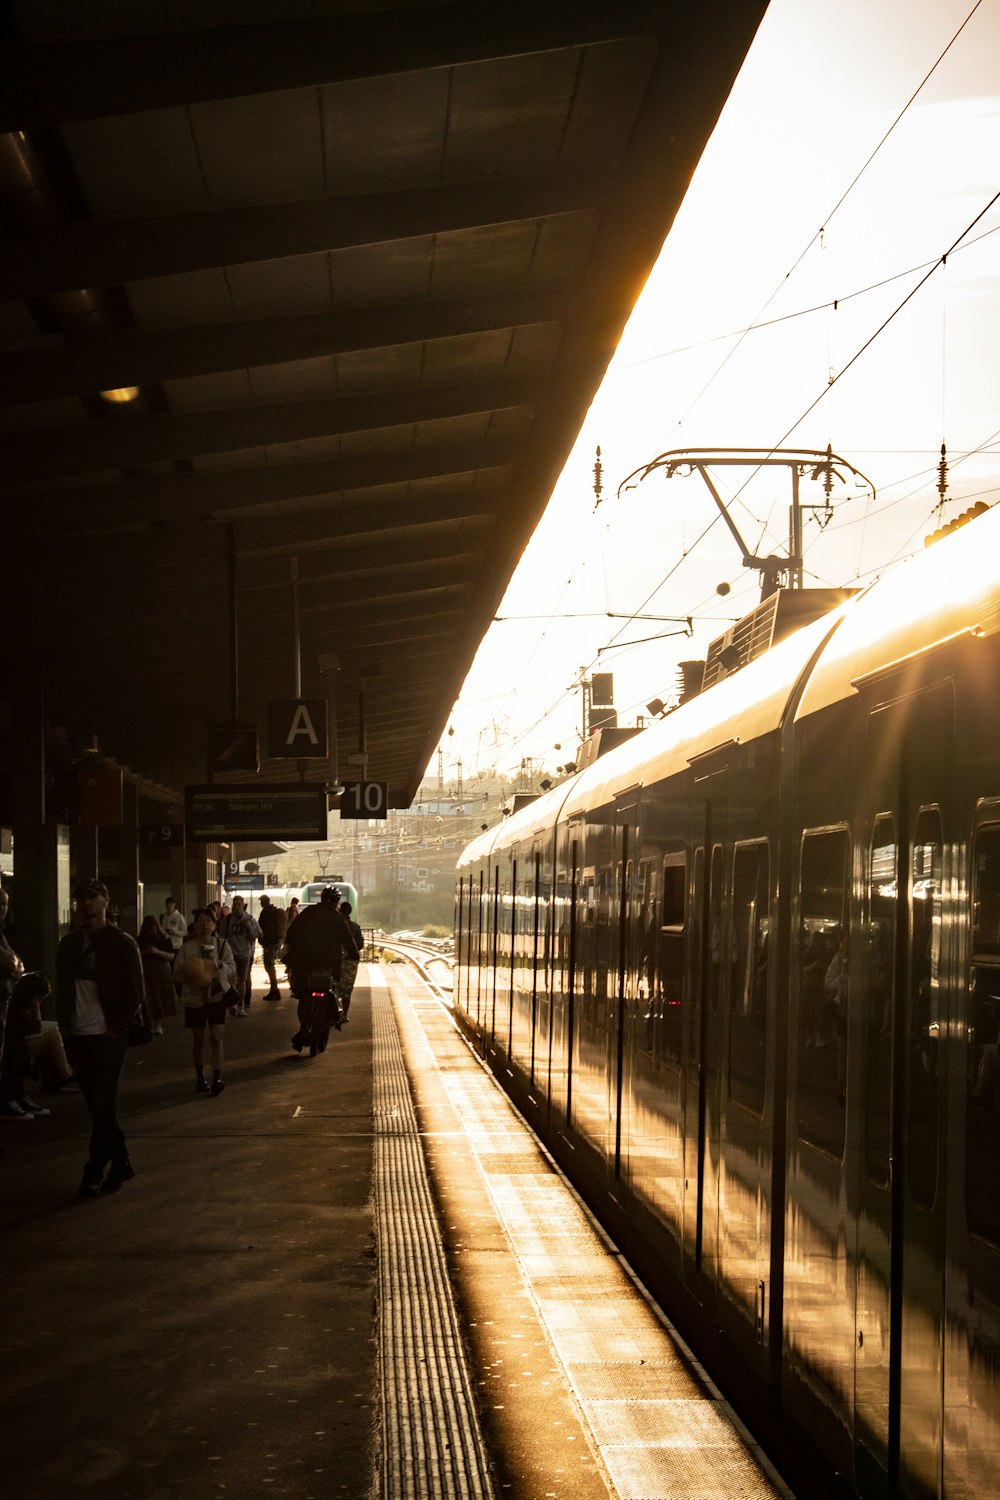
[283,887,359,1052]
[138,915,177,1034]
[218,895,260,1015]
[176,908,236,1096]
[335,901,364,1021]
[0,886,28,1118]
[161,895,187,954]
[55,878,144,1196]
[257,893,287,1001]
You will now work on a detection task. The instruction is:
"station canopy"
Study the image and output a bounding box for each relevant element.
[2,1,767,808]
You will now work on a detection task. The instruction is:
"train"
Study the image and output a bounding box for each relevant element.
[222,878,359,922]
[454,501,1000,1500]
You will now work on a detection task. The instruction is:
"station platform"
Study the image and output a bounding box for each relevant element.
[0,958,792,1500]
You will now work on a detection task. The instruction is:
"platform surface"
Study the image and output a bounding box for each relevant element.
[0,958,790,1500]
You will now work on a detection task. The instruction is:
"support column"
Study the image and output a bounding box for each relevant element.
[119,779,140,936]
[9,669,61,976]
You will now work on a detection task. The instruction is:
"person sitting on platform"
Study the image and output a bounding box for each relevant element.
[1,972,78,1113]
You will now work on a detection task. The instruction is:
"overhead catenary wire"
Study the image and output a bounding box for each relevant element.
[452,5,996,780]
[613,221,1000,377]
[654,0,987,440]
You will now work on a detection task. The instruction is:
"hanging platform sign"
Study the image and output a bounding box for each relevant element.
[185,784,327,842]
[339,780,389,820]
[267,699,328,759]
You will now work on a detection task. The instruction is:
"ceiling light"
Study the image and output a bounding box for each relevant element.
[99,387,141,404]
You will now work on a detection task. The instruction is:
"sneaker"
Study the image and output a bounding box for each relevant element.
[195,1077,210,1094]
[57,1077,81,1091]
[78,1171,102,1198]
[21,1099,50,1116]
[101,1162,136,1192]
[264,990,281,1002]
[151,1024,164,1036]
[210,1078,225,1097]
[290,1034,304,1053]
[1,1100,34,1119]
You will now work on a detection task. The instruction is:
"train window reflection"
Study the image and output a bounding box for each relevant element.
[638,850,685,1068]
[729,841,769,1114]
[865,815,896,1186]
[967,822,1000,1244]
[972,823,1000,959]
[706,845,728,1082]
[908,810,941,1209]
[796,828,849,1157]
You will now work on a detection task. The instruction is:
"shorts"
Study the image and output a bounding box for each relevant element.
[232,954,252,983]
[184,998,229,1028]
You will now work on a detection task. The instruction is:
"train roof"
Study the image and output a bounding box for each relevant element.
[457,503,999,868]
[794,501,1000,718]
[457,602,850,867]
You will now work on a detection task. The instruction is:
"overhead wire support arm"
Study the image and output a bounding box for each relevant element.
[617,446,876,596]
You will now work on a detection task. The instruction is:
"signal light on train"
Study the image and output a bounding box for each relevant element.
[923,499,991,548]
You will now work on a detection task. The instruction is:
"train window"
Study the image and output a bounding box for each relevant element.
[636,850,686,1068]
[796,828,849,1157]
[658,853,685,1065]
[972,824,1000,959]
[705,845,727,1083]
[663,859,685,927]
[967,823,1000,1245]
[729,842,769,1114]
[908,809,941,1210]
[865,815,896,1187]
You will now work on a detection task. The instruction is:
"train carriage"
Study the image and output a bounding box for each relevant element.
[455,503,1000,1500]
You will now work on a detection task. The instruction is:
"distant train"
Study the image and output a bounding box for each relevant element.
[223,878,359,922]
[454,503,1000,1499]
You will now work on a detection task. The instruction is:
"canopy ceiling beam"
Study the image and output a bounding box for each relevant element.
[3,4,667,129]
[3,380,538,482]
[0,292,572,405]
[5,440,516,533]
[0,176,604,299]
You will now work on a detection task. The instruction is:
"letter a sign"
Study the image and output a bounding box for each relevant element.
[267,698,329,759]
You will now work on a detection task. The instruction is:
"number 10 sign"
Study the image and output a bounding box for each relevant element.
[339,781,388,819]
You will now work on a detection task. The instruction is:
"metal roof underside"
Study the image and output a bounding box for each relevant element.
[1,0,767,809]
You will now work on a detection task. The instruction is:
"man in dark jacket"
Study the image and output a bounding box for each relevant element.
[56,878,144,1196]
[282,888,359,1051]
[257,894,287,1001]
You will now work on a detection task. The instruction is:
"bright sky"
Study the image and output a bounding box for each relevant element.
[432,0,1000,787]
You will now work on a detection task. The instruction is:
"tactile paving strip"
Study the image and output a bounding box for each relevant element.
[371,978,495,1500]
[392,976,791,1500]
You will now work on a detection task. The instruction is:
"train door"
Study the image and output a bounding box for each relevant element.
[609,796,640,1185]
[854,683,952,1499]
[685,752,730,1296]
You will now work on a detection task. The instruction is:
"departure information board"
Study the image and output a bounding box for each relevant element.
[185,785,327,842]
